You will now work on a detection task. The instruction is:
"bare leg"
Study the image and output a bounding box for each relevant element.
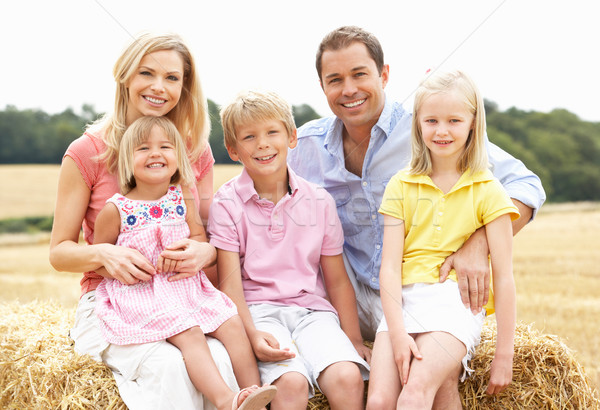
[269,372,309,410]
[397,332,465,410]
[433,376,463,410]
[168,327,236,410]
[209,315,261,388]
[366,331,401,410]
[318,361,364,410]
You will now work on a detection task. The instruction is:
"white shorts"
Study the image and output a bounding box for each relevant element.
[342,253,384,342]
[70,291,238,410]
[248,304,370,396]
[376,280,486,380]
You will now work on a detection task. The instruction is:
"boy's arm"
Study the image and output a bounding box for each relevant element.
[484,214,516,395]
[379,215,422,385]
[217,249,295,363]
[320,254,371,363]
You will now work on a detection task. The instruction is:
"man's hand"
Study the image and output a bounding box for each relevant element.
[439,228,490,314]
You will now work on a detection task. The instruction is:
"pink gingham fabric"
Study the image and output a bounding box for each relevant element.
[95,185,237,345]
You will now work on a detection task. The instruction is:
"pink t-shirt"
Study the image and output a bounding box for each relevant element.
[208,167,343,313]
[65,130,215,296]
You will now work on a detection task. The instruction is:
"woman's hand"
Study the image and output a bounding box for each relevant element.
[158,239,217,281]
[97,243,155,285]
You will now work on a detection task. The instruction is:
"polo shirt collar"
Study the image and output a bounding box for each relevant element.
[400,168,495,193]
[234,166,299,204]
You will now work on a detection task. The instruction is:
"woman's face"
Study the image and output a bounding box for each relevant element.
[126,50,185,126]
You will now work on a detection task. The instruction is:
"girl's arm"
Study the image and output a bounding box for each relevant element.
[321,254,371,363]
[49,157,155,278]
[217,249,295,363]
[379,214,422,385]
[158,185,217,280]
[484,213,516,395]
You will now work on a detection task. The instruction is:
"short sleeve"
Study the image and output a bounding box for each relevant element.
[192,143,215,182]
[320,190,344,256]
[480,179,521,225]
[378,173,405,220]
[64,133,104,190]
[207,190,241,253]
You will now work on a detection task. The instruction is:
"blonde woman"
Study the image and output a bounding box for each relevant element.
[50,32,237,410]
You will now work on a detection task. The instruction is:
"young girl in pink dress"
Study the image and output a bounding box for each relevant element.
[93,116,276,410]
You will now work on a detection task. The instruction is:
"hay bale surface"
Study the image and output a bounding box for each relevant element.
[1,301,598,409]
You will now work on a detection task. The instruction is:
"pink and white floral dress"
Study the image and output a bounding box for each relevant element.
[94,185,237,345]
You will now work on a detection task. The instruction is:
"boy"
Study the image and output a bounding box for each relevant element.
[209,90,370,410]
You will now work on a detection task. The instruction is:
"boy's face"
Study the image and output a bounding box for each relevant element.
[227,118,297,182]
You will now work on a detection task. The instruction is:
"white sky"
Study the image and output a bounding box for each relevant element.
[3,1,599,122]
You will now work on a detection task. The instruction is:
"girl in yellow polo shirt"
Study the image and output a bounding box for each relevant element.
[367,70,520,409]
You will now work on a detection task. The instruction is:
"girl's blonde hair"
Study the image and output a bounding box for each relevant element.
[118,116,194,194]
[410,70,488,175]
[220,90,296,149]
[95,32,210,174]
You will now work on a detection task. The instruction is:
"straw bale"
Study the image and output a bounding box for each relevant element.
[1,301,599,409]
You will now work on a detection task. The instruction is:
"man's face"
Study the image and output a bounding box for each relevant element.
[320,42,389,133]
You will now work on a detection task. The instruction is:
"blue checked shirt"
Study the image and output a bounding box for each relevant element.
[288,98,546,290]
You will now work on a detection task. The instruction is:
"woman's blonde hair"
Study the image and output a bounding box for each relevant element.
[220,90,296,149]
[94,32,210,174]
[410,70,488,175]
[118,116,194,194]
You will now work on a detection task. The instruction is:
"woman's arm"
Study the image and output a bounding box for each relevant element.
[321,253,371,363]
[379,214,422,385]
[484,214,516,395]
[49,157,155,277]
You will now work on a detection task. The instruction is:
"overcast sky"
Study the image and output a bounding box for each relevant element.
[3,1,599,122]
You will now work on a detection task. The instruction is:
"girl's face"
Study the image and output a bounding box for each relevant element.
[418,90,474,166]
[132,125,178,188]
[126,50,185,126]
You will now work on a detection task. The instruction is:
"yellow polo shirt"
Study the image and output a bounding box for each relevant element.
[379,168,520,311]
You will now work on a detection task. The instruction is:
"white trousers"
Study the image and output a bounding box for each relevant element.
[70,291,239,410]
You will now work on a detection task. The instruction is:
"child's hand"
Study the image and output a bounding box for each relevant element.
[352,340,372,365]
[158,240,216,281]
[391,332,422,386]
[250,330,296,363]
[486,355,513,394]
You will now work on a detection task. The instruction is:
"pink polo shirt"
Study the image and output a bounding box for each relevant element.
[208,167,343,313]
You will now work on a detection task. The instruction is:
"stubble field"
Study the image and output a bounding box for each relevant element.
[0,164,598,392]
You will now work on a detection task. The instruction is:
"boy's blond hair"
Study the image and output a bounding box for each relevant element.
[118,116,194,194]
[220,90,296,148]
[410,70,488,175]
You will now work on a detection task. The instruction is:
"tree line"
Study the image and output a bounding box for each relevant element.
[0,101,598,203]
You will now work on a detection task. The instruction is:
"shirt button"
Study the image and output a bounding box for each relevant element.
[376,244,381,250]
[438,212,443,216]
[371,277,377,282]
[362,181,368,187]
[371,214,377,220]
[437,226,442,231]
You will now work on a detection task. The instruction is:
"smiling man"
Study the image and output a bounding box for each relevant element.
[288,24,545,342]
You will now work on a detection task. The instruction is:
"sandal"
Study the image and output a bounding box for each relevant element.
[232,384,277,410]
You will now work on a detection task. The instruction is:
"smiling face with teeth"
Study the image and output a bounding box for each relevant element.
[131,124,179,195]
[125,50,184,126]
[320,41,389,136]
[226,118,297,187]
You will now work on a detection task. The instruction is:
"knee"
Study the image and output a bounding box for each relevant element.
[274,372,309,396]
[366,392,396,410]
[319,362,364,398]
